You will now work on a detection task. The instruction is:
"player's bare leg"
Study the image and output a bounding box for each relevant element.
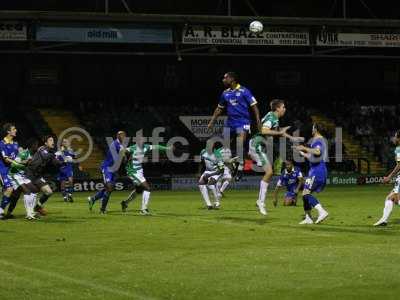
[234,131,247,181]
[121,188,137,212]
[34,184,53,216]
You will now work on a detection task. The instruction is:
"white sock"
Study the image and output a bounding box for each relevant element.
[220,181,230,193]
[141,191,151,210]
[381,199,394,222]
[305,212,313,221]
[23,194,31,216]
[30,194,37,213]
[0,207,4,215]
[208,185,220,202]
[314,204,327,215]
[258,180,269,206]
[199,185,212,206]
[216,181,222,192]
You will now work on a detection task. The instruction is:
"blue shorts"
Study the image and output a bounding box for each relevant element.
[304,176,326,193]
[224,120,251,138]
[57,170,73,182]
[285,191,297,199]
[101,167,116,185]
[0,169,13,189]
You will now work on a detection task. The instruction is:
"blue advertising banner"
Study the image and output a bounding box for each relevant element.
[36,25,172,44]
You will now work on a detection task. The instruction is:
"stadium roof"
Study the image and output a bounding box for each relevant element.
[1,10,400,28]
[0,0,399,19]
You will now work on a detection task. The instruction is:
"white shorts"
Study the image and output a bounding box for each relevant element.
[11,173,31,190]
[220,166,232,181]
[248,142,271,167]
[128,169,146,186]
[200,170,222,185]
[392,176,400,194]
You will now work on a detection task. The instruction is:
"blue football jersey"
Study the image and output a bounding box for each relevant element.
[278,167,303,193]
[0,139,19,172]
[101,139,124,170]
[56,149,75,173]
[218,84,257,127]
[308,137,328,180]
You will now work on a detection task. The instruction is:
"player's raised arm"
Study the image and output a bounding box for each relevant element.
[383,162,400,184]
[261,126,290,137]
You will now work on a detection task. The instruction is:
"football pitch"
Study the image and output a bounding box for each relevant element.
[1,185,399,300]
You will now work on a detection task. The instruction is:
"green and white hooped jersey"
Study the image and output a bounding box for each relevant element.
[217,147,232,162]
[395,146,400,179]
[250,111,279,151]
[200,149,224,171]
[126,144,169,176]
[395,146,400,162]
[9,149,31,175]
[126,144,153,175]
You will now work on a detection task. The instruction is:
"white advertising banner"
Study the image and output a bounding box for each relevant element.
[316,31,400,47]
[179,116,227,140]
[182,25,309,46]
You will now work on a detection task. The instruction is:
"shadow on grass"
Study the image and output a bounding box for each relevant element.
[41,217,86,224]
[281,224,399,236]
[216,216,272,226]
[0,230,16,234]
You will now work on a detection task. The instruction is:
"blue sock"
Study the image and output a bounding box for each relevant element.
[304,194,319,208]
[101,191,111,211]
[0,195,11,210]
[61,189,68,198]
[93,190,105,203]
[302,195,311,211]
[67,187,74,195]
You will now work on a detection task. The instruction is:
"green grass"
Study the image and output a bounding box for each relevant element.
[1,185,399,300]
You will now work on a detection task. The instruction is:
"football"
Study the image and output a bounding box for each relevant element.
[249,20,263,33]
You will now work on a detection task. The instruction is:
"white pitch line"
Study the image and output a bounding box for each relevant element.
[0,270,76,298]
[0,259,157,300]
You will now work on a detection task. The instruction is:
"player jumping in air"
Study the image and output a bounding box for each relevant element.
[249,99,303,216]
[294,124,329,225]
[373,130,400,226]
[208,72,261,181]
[0,123,20,220]
[56,138,76,203]
[120,139,171,215]
[198,142,225,209]
[88,131,127,214]
[273,159,304,207]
